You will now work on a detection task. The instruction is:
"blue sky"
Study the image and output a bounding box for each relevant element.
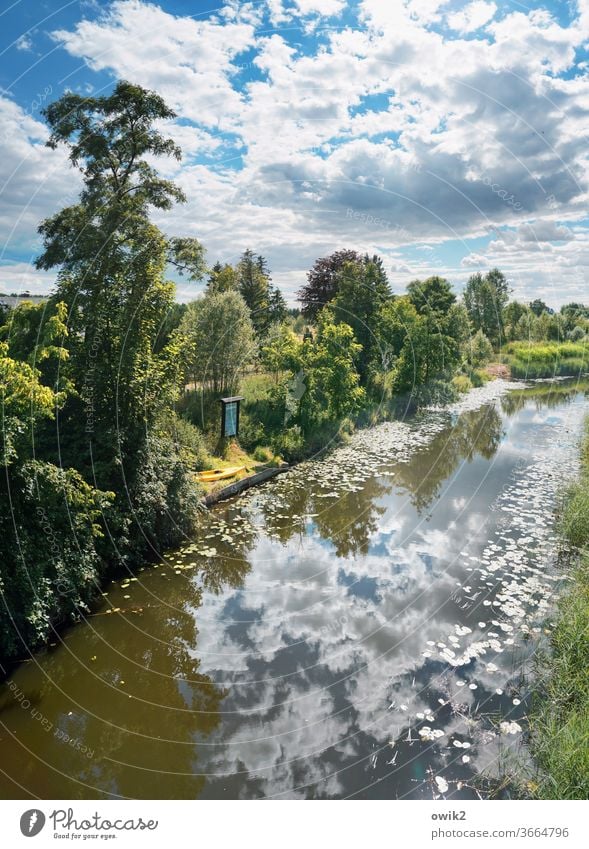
[1,0,588,305]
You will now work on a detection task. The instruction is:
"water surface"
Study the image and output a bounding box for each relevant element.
[1,380,586,799]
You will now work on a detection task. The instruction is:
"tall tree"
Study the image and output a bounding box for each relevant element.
[267,285,288,326]
[298,249,362,319]
[529,298,552,316]
[407,276,461,380]
[332,258,392,383]
[503,300,528,341]
[299,310,365,427]
[463,268,510,347]
[377,296,428,393]
[35,81,205,555]
[0,339,112,661]
[236,249,270,333]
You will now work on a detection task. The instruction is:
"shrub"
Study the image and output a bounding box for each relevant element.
[568,325,586,342]
[411,378,459,408]
[236,409,266,451]
[0,461,113,662]
[452,374,473,394]
[467,329,494,367]
[253,445,273,463]
[163,412,209,470]
[121,431,202,565]
[270,426,306,462]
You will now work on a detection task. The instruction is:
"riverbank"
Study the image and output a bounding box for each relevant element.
[527,415,589,799]
[501,340,589,379]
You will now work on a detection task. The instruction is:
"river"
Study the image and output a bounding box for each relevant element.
[0,379,587,799]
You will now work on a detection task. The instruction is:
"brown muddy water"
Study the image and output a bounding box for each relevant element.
[1,380,587,800]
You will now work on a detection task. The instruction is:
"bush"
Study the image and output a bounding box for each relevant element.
[568,325,586,342]
[411,378,459,408]
[237,409,266,451]
[252,445,273,463]
[270,426,306,462]
[467,329,494,367]
[463,366,488,387]
[163,412,209,470]
[0,461,113,662]
[120,431,202,565]
[452,374,473,394]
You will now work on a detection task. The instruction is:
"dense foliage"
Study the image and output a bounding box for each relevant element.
[1,82,205,666]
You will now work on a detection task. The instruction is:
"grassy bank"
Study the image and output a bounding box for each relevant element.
[501,341,589,379]
[527,416,589,799]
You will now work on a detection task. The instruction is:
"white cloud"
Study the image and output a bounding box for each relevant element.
[0,95,80,259]
[447,1,497,34]
[293,0,345,15]
[0,0,584,306]
[52,0,256,128]
[266,0,292,26]
[15,34,33,51]
[0,262,56,295]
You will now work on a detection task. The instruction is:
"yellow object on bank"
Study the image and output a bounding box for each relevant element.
[196,465,246,482]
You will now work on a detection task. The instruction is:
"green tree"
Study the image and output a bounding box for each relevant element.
[207,262,238,294]
[515,310,534,340]
[0,341,113,662]
[1,299,72,397]
[532,311,552,341]
[463,268,510,348]
[503,301,528,341]
[180,290,255,395]
[300,310,365,427]
[467,329,494,367]
[153,302,187,355]
[236,249,270,333]
[407,276,460,380]
[267,285,288,325]
[260,323,301,382]
[568,325,586,342]
[529,298,553,316]
[377,296,429,393]
[36,81,204,557]
[298,249,362,319]
[0,341,56,466]
[332,257,392,384]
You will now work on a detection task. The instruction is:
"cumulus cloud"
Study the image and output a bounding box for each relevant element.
[294,0,345,15]
[0,95,80,261]
[447,1,497,34]
[1,0,586,305]
[51,0,255,127]
[461,253,488,268]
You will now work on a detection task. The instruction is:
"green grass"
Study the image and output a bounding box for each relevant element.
[527,417,589,799]
[501,341,589,379]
